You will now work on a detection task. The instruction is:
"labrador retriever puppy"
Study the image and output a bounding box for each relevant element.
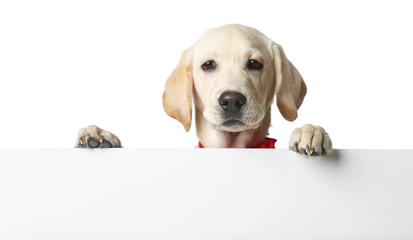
[162,24,332,155]
[76,24,332,156]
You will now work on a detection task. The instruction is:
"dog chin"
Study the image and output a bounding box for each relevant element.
[214,120,259,133]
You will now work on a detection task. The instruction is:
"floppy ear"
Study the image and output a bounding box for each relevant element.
[272,43,307,121]
[162,49,194,132]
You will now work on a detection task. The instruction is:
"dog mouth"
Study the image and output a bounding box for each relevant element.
[203,104,265,131]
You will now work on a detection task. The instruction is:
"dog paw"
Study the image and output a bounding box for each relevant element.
[75,125,121,148]
[289,124,332,156]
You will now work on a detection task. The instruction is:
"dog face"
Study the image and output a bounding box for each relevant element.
[192,27,275,133]
[163,24,306,146]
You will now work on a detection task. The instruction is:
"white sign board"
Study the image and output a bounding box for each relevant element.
[0,149,412,239]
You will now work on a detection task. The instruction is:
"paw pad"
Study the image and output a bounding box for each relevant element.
[76,125,121,148]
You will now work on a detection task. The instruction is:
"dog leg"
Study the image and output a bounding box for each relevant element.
[75,125,121,148]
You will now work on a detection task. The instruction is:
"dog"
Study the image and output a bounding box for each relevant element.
[76,24,332,156]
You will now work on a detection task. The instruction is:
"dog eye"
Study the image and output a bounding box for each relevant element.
[247,59,263,70]
[202,61,216,71]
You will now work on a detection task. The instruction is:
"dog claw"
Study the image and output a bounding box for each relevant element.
[99,136,104,143]
[305,145,311,155]
[290,143,298,152]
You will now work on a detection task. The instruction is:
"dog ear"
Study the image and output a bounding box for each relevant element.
[162,49,194,132]
[272,43,307,121]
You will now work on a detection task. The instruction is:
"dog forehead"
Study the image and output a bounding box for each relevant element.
[193,25,269,57]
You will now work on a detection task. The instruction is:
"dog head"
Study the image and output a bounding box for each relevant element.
[163,24,306,137]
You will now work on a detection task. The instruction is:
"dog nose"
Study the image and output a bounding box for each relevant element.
[218,91,247,113]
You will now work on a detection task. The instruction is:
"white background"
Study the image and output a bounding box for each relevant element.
[0,0,412,148]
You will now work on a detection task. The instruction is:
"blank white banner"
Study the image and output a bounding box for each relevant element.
[0,149,412,240]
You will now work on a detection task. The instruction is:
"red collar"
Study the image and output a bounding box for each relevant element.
[199,137,276,148]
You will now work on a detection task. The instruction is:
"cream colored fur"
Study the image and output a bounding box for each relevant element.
[163,24,332,155]
[75,24,332,156]
[75,125,121,148]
